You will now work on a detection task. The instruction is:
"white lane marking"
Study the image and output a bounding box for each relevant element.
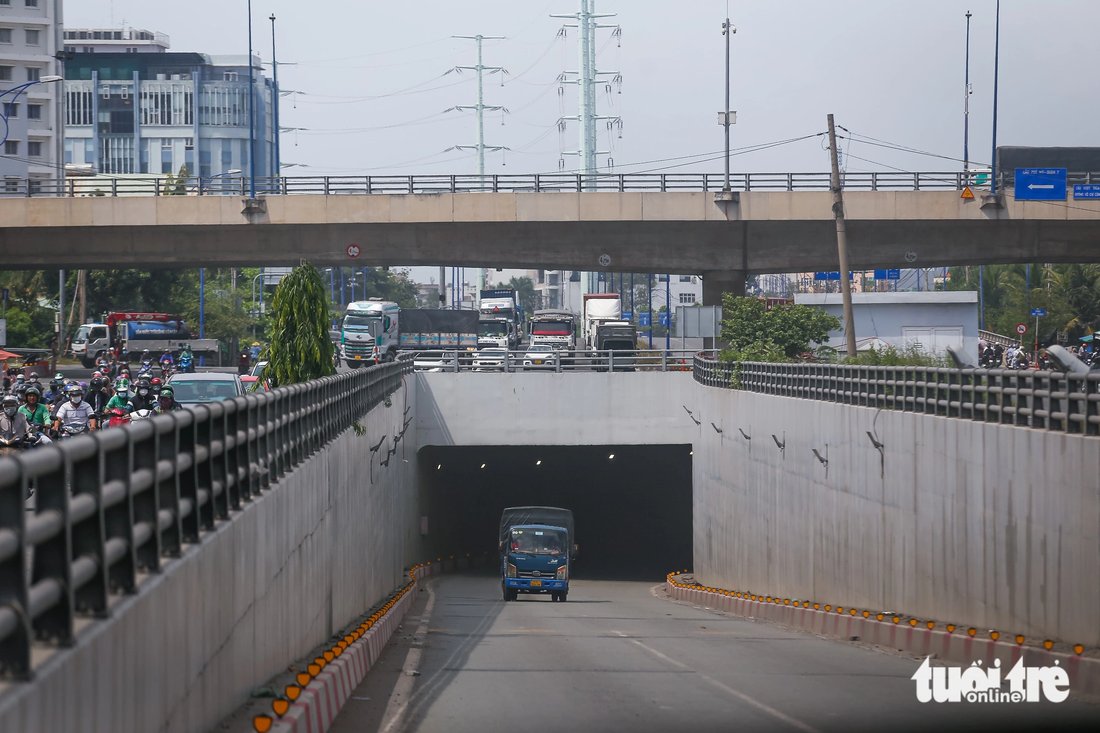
[379,584,436,733]
[611,631,821,733]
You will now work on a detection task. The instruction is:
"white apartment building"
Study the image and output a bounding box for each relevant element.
[0,0,63,190]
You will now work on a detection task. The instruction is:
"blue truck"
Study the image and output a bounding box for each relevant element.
[499,506,574,602]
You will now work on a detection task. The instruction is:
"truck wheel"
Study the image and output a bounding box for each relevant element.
[550,592,560,602]
[502,584,510,602]
[346,360,363,370]
[559,592,568,602]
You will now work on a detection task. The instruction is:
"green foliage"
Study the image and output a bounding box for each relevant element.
[163,164,191,195]
[365,268,418,309]
[265,263,336,387]
[1,306,54,349]
[842,344,946,367]
[718,295,839,362]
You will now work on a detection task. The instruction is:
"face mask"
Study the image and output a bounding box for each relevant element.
[139,389,149,396]
[70,395,81,405]
[3,407,16,417]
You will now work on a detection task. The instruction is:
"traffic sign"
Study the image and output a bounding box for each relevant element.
[1073,184,1100,200]
[1030,307,1047,317]
[873,269,901,280]
[659,312,670,327]
[1015,323,1028,335]
[345,243,361,258]
[621,311,633,321]
[638,312,652,327]
[1014,168,1067,201]
[813,271,854,281]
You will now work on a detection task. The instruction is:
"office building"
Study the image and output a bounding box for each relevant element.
[61,28,276,180]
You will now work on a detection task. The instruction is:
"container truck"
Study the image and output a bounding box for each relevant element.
[580,293,622,354]
[72,312,219,367]
[499,506,574,602]
[340,299,400,368]
[479,289,522,348]
[397,309,479,354]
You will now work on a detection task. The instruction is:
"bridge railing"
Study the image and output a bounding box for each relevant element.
[693,355,1100,436]
[7,171,1100,197]
[0,361,410,681]
[406,348,697,372]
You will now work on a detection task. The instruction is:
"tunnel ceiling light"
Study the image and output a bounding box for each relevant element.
[436,464,442,470]
[535,459,542,466]
[689,450,694,456]
[608,453,615,460]
[481,463,487,469]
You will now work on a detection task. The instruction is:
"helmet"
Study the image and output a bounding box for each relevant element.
[114,378,131,396]
[24,385,41,399]
[150,377,162,387]
[92,371,103,379]
[2,394,18,408]
[159,386,174,399]
[54,372,64,382]
[28,372,39,380]
[14,374,24,382]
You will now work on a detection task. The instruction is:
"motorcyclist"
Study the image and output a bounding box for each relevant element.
[0,394,32,449]
[105,379,133,411]
[87,372,111,415]
[155,385,183,414]
[149,376,163,398]
[129,377,156,412]
[178,345,195,373]
[52,387,97,436]
[17,386,51,444]
[11,373,27,401]
[159,350,174,370]
[44,373,64,405]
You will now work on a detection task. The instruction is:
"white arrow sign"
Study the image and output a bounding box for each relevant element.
[1028,183,1055,190]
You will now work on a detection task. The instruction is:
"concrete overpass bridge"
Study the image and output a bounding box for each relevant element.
[2,171,1099,304]
[0,359,1096,731]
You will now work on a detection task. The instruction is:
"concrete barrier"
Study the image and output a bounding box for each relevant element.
[666,578,1100,699]
[0,385,424,733]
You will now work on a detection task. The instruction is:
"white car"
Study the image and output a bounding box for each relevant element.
[413,351,457,372]
[522,344,557,370]
[473,348,508,371]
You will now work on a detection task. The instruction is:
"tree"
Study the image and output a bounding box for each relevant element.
[265,263,336,387]
[719,294,838,361]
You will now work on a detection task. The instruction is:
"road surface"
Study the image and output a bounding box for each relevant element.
[330,572,1098,733]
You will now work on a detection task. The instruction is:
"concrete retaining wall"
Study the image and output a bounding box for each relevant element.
[692,387,1100,646]
[0,383,423,733]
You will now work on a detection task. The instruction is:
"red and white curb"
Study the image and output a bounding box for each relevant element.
[270,563,441,733]
[667,579,1100,699]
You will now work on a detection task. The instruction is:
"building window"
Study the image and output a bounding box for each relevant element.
[0,29,12,44]
[26,103,40,120]
[0,67,10,82]
[679,275,693,283]
[0,1,10,7]
[223,71,238,81]
[25,29,39,46]
[27,141,41,157]
[679,292,697,305]
[26,67,39,82]
[4,141,18,155]
[4,178,19,193]
[25,0,39,7]
[2,103,16,118]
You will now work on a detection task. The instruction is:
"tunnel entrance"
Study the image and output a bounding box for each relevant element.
[418,444,692,580]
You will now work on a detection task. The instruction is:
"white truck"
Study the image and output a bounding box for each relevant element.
[340,299,400,367]
[581,293,623,353]
[528,309,577,351]
[478,289,521,349]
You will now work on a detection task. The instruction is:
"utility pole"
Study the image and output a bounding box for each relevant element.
[449,35,508,179]
[963,10,972,174]
[827,114,857,359]
[553,0,622,182]
[721,17,736,191]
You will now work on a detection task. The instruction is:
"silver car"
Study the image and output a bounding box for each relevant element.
[522,344,557,370]
[473,347,508,371]
[166,372,246,404]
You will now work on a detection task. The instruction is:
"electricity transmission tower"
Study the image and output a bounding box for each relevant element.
[446,35,509,178]
[553,0,622,179]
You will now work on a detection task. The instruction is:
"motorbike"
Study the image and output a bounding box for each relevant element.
[105,407,132,429]
[129,408,156,422]
[0,432,40,454]
[56,423,90,440]
[178,353,195,374]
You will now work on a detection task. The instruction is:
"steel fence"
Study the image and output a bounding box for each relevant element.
[0,361,409,680]
[6,170,1100,198]
[408,348,697,373]
[693,355,1100,436]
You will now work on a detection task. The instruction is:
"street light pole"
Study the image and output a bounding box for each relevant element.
[990,0,1001,196]
[270,14,281,178]
[246,0,257,198]
[665,275,671,352]
[721,17,735,191]
[963,10,972,174]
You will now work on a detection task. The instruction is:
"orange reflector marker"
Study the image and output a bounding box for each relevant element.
[323,651,335,663]
[1043,640,1054,650]
[1015,634,1025,645]
[308,663,321,677]
[272,698,290,717]
[296,672,311,687]
[837,607,844,614]
[967,627,977,637]
[1074,644,1085,655]
[876,613,884,621]
[892,617,900,624]
[926,621,935,629]
[824,605,832,612]
[908,618,918,627]
[946,624,956,633]
[814,603,821,610]
[862,610,871,618]
[285,684,302,701]
[851,609,859,616]
[253,715,274,733]
[990,631,1000,641]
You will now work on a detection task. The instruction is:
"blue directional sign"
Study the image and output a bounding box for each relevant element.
[621,311,633,321]
[1073,184,1100,200]
[814,271,856,281]
[873,269,901,280]
[1030,307,1047,317]
[638,312,652,327]
[1014,168,1067,201]
[659,312,671,327]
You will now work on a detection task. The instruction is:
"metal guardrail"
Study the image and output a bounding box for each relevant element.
[409,348,696,373]
[7,171,1100,197]
[979,329,1021,348]
[0,361,409,680]
[693,355,1100,436]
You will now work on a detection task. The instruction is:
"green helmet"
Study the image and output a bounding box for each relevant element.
[114,378,131,395]
[159,386,174,398]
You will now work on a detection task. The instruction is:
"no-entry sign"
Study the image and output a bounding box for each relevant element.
[1015,322,1027,335]
[346,243,361,258]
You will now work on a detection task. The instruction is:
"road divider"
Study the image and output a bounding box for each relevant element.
[665,571,1100,699]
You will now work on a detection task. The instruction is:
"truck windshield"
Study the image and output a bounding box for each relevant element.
[478,322,508,336]
[344,316,381,336]
[531,320,572,336]
[508,528,566,555]
[73,325,91,343]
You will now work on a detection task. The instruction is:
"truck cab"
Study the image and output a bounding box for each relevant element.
[71,323,110,367]
[500,506,574,603]
[341,299,399,368]
[478,318,512,350]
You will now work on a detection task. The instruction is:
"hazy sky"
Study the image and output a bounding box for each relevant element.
[67,1,1100,179]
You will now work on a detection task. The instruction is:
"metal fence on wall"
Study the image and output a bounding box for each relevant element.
[693,355,1100,436]
[6,170,1100,197]
[0,361,409,680]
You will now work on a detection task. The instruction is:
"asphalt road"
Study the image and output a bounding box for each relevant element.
[330,572,1098,733]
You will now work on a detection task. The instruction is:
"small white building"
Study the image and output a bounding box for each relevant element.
[795,291,979,361]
